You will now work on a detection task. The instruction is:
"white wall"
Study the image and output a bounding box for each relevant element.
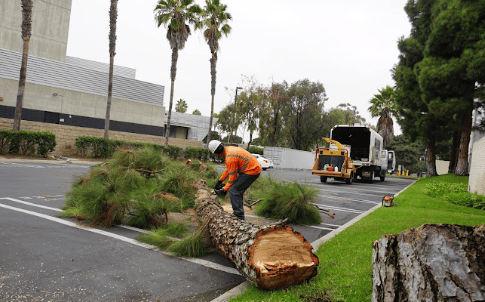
[264,147,315,170]
[469,136,485,196]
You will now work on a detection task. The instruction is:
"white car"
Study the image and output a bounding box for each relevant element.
[252,154,270,170]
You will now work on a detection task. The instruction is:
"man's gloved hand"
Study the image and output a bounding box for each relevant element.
[214,189,227,197]
[214,180,224,190]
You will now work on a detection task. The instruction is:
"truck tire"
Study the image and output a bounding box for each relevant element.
[380,171,386,181]
[346,174,353,184]
[320,176,327,183]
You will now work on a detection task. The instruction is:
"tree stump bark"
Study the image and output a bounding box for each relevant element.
[194,185,319,290]
[372,224,485,302]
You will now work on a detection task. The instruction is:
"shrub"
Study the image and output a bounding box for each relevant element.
[0,129,56,157]
[248,146,263,155]
[423,180,485,210]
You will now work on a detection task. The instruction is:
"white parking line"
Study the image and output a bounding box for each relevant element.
[319,194,380,205]
[0,197,62,211]
[316,204,364,214]
[308,225,335,231]
[0,198,240,276]
[0,162,46,168]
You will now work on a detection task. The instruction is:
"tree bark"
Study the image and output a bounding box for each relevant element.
[372,224,485,302]
[448,128,461,174]
[165,48,178,147]
[194,186,319,290]
[426,138,438,177]
[207,56,217,146]
[13,0,33,131]
[455,107,473,176]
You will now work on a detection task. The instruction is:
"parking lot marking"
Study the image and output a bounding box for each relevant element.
[315,204,364,214]
[0,199,240,276]
[1,197,62,211]
[308,225,335,231]
[319,194,380,205]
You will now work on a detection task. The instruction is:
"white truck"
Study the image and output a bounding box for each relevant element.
[329,125,387,182]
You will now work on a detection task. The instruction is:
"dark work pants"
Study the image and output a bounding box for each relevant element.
[228,173,260,220]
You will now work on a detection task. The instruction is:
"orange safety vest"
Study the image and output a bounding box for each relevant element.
[219,146,261,191]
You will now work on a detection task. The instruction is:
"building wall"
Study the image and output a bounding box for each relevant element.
[0,78,165,127]
[469,136,485,196]
[0,0,72,62]
[0,118,202,155]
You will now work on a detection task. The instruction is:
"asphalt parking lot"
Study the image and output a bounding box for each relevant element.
[0,159,415,301]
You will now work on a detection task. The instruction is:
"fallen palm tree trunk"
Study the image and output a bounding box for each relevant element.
[372,224,485,302]
[194,184,319,290]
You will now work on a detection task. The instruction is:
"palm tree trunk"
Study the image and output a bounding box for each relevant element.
[207,56,217,146]
[104,0,118,139]
[13,0,33,131]
[165,48,179,147]
[454,107,473,176]
[104,55,115,139]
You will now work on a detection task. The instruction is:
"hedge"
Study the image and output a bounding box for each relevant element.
[0,129,56,157]
[74,136,222,162]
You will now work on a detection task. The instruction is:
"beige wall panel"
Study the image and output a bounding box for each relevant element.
[125,101,153,124]
[108,98,127,121]
[151,106,165,127]
[0,0,71,62]
[94,95,108,119]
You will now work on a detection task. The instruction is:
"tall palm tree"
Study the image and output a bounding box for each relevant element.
[154,0,201,146]
[199,0,232,146]
[368,85,396,148]
[12,0,34,131]
[104,0,118,139]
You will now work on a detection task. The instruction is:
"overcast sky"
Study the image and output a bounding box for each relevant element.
[66,0,412,138]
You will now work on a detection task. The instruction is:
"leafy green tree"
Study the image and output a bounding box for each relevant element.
[368,86,396,148]
[175,99,188,113]
[104,0,118,139]
[283,79,327,151]
[221,134,242,144]
[328,103,366,126]
[154,0,202,146]
[387,135,426,174]
[198,0,232,148]
[259,82,289,147]
[13,0,33,131]
[416,0,485,176]
[215,104,241,142]
[393,0,440,177]
[192,109,201,115]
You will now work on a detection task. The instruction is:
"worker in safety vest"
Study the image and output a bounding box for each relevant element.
[209,140,261,220]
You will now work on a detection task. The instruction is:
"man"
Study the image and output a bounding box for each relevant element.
[208,140,261,220]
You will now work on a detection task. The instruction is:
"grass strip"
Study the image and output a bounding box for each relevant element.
[230,174,485,302]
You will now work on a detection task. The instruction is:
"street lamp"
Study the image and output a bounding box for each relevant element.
[229,86,243,143]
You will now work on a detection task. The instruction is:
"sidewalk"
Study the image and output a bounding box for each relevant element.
[0,155,103,165]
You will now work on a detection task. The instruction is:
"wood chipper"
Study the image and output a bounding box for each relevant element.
[311,137,356,184]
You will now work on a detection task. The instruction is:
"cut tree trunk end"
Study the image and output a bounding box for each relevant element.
[194,180,319,290]
[372,224,485,302]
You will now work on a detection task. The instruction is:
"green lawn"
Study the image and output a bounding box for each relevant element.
[230,174,485,302]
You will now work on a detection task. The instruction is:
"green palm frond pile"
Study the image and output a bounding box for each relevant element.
[61,147,217,228]
[252,177,322,225]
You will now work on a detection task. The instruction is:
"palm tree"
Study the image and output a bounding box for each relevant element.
[104,0,118,139]
[12,0,34,131]
[198,0,232,147]
[154,0,201,146]
[368,86,397,148]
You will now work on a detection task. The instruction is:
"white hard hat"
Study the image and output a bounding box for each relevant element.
[208,140,223,154]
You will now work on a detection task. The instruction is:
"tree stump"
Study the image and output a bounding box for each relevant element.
[372,224,485,302]
[194,185,319,290]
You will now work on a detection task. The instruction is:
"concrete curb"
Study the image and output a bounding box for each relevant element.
[0,156,102,165]
[210,179,417,302]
